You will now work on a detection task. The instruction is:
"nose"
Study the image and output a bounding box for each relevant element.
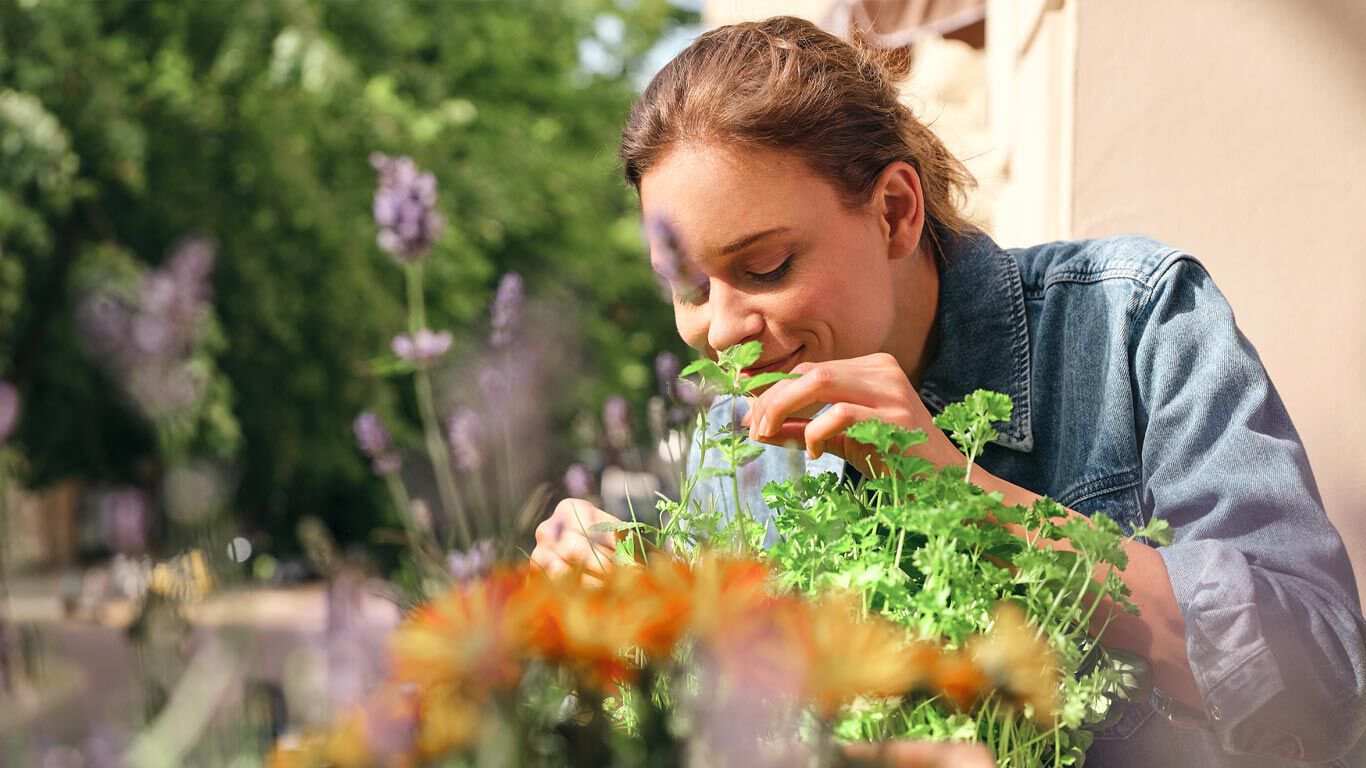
[705,281,764,355]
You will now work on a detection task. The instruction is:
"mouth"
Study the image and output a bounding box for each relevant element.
[741,346,803,378]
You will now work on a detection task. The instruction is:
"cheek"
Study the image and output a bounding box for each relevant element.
[674,307,708,352]
[797,268,892,355]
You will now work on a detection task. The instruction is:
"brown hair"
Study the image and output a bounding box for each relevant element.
[620,16,976,259]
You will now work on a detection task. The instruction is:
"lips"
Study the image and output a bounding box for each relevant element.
[742,346,802,378]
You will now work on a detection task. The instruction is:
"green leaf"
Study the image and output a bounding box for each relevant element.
[741,371,800,392]
[721,341,763,370]
[1131,517,1174,547]
[367,355,416,377]
[589,520,656,534]
[696,466,734,481]
[681,358,734,390]
[732,441,766,465]
[680,357,718,378]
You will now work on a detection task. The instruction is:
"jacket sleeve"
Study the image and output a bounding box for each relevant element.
[1131,254,1366,761]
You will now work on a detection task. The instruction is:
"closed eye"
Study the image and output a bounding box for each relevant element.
[749,255,794,284]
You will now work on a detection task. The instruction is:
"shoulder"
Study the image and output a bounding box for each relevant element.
[1007,234,1197,296]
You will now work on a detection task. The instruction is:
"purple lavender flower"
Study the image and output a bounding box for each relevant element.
[371,153,446,263]
[675,377,703,406]
[446,407,483,471]
[648,396,667,441]
[75,238,218,420]
[0,381,18,443]
[353,411,400,475]
[446,539,495,581]
[391,328,453,365]
[647,215,704,303]
[99,487,149,553]
[655,351,680,400]
[564,463,595,498]
[489,272,523,348]
[603,395,631,449]
[478,366,506,402]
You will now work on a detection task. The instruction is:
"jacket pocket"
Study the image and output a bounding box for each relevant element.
[1057,469,1145,535]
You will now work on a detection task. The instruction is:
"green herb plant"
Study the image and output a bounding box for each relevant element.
[659,343,1172,767]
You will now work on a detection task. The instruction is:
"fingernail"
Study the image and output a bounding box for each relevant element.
[740,411,751,427]
[758,416,770,438]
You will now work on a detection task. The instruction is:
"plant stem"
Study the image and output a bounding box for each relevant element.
[404,263,472,547]
[406,261,427,332]
[416,367,472,547]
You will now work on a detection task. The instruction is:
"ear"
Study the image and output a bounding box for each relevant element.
[870,161,926,261]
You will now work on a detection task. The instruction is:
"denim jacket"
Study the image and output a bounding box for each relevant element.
[688,229,1366,766]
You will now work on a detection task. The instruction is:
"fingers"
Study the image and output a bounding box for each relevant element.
[530,498,621,580]
[801,401,883,460]
[747,354,908,443]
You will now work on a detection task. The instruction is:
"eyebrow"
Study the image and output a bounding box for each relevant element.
[719,226,791,256]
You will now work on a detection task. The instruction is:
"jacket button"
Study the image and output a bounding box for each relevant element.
[1209,704,1223,721]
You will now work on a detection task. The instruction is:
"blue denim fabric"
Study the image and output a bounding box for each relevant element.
[687,229,1366,766]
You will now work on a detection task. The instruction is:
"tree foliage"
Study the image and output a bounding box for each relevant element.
[0,0,691,545]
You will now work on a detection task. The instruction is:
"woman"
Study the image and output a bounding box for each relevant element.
[531,16,1365,767]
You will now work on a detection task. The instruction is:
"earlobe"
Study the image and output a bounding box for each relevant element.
[879,162,924,261]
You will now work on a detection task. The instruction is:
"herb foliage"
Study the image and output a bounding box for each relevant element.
[655,343,1173,767]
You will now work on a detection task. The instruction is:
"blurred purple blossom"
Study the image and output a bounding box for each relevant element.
[676,377,703,406]
[489,272,523,348]
[371,153,446,263]
[446,539,495,581]
[478,366,506,402]
[564,463,595,498]
[603,395,631,449]
[353,411,400,475]
[648,396,667,441]
[0,380,18,443]
[75,237,217,420]
[326,568,388,711]
[446,407,483,471]
[646,215,705,303]
[409,499,433,534]
[390,328,453,365]
[99,487,149,554]
[655,351,680,400]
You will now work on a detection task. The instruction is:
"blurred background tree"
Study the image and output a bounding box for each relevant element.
[0,0,694,554]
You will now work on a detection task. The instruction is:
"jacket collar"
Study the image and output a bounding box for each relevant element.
[916,228,1035,452]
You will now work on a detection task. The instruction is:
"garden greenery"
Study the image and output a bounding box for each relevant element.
[633,341,1174,766]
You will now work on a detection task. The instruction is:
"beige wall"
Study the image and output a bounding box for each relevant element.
[701,0,1366,598]
[1066,1,1366,599]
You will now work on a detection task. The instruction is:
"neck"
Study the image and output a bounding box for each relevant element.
[885,245,940,386]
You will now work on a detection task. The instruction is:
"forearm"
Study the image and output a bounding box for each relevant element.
[976,468,1204,710]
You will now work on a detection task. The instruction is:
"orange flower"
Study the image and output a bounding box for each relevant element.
[390,567,529,692]
[799,595,939,717]
[686,555,775,641]
[966,602,1060,724]
[623,558,697,658]
[516,568,660,688]
[931,651,992,712]
[266,708,379,768]
[266,738,321,768]
[414,684,482,761]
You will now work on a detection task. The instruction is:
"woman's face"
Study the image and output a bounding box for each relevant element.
[639,142,936,380]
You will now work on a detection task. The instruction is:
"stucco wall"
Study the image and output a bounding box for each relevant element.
[1068,0,1366,599]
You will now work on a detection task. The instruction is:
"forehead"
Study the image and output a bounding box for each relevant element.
[639,143,848,259]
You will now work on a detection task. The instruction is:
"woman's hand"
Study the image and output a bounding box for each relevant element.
[740,352,962,473]
[530,498,622,580]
